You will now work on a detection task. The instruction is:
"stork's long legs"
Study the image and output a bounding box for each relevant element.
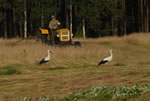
[44,63,48,69]
[44,64,46,69]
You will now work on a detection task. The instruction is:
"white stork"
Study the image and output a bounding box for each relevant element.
[98,49,113,66]
[39,50,51,67]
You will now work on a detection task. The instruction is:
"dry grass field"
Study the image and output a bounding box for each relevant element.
[0,33,150,101]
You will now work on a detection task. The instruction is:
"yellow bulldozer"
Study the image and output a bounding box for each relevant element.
[40,28,81,46]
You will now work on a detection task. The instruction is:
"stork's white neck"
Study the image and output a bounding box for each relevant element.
[110,49,113,56]
[48,50,50,57]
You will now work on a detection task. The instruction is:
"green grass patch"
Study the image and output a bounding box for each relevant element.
[0,66,20,75]
[21,85,150,101]
[114,63,126,67]
[138,61,150,65]
[119,47,129,51]
[98,41,111,45]
[125,38,140,45]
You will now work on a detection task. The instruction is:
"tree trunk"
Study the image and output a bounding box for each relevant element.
[9,11,12,37]
[24,10,27,39]
[4,9,7,39]
[112,15,115,35]
[82,19,86,39]
[122,0,126,35]
[146,0,149,32]
[20,16,23,37]
[30,20,33,35]
[111,0,115,36]
[141,0,144,32]
[143,0,147,32]
[41,14,44,28]
[24,0,27,39]
[66,9,69,28]
[13,8,16,37]
[4,18,7,39]
[143,0,149,32]
[132,8,134,32]
[40,1,44,28]
[138,0,141,32]
[111,0,118,36]
[70,0,72,39]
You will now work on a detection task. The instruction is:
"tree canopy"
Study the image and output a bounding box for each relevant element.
[0,0,149,38]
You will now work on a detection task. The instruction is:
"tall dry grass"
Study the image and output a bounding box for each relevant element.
[0,33,150,67]
[0,33,150,100]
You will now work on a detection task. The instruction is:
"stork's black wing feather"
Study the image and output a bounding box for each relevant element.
[98,60,108,66]
[39,58,48,65]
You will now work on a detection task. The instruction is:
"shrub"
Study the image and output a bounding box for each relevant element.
[21,85,150,101]
[0,66,20,75]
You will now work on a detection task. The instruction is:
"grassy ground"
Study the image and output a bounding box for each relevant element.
[0,33,150,101]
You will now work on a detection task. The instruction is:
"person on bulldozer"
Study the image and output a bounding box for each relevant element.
[49,15,60,45]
